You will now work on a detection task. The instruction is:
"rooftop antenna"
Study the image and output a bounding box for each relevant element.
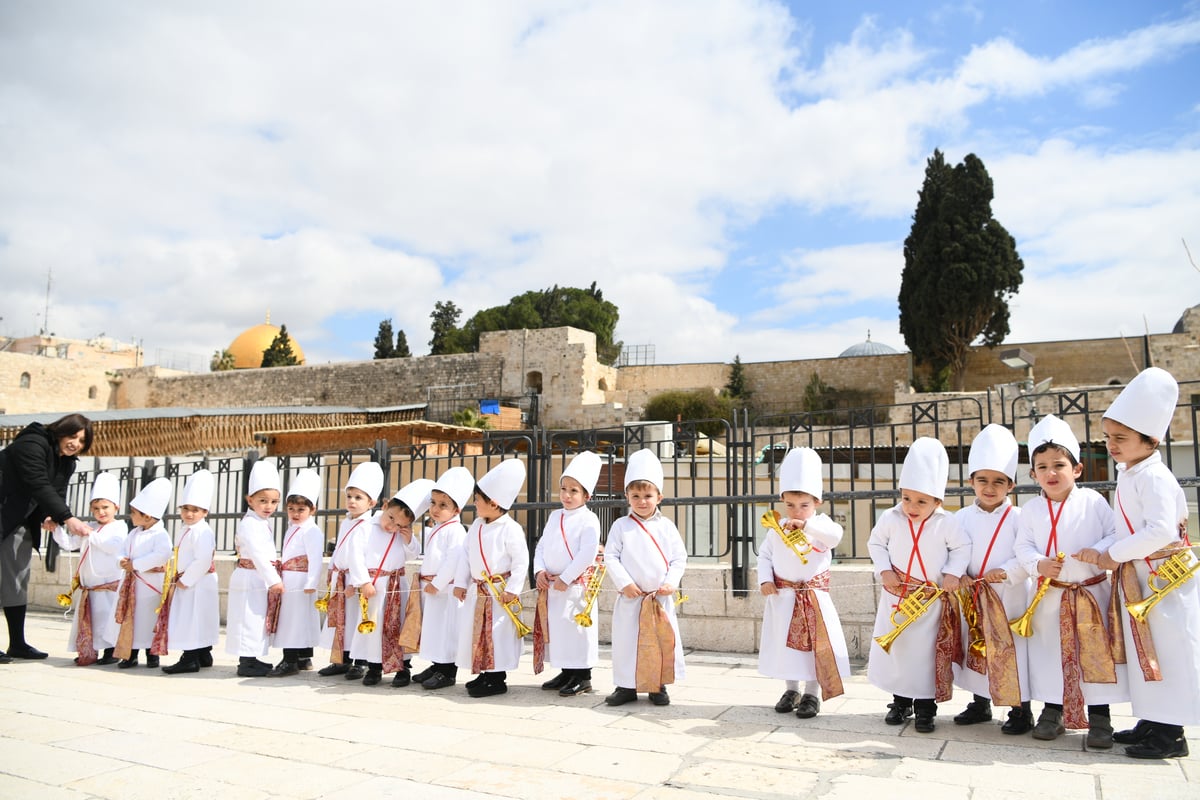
[41,269,52,335]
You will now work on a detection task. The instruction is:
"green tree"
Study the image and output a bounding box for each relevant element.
[429,300,470,355]
[394,329,411,358]
[724,355,751,401]
[900,150,1024,390]
[261,324,301,367]
[642,389,733,437]
[452,407,493,429]
[210,349,236,372]
[374,319,396,359]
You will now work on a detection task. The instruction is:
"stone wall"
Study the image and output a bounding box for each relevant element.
[0,350,117,415]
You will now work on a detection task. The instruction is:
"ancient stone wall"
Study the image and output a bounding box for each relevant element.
[0,351,116,415]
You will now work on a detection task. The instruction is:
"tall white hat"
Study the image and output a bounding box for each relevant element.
[393,478,436,519]
[130,477,172,519]
[1027,414,1080,463]
[89,472,121,507]
[778,447,825,501]
[562,451,602,495]
[289,468,322,507]
[180,469,215,510]
[346,461,384,501]
[625,448,664,491]
[899,437,949,500]
[434,466,475,511]
[477,459,526,510]
[248,459,281,495]
[967,424,1019,480]
[1103,367,1178,441]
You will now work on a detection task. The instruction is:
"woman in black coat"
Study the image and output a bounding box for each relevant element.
[0,413,94,661]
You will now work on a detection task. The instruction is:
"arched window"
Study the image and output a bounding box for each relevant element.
[88,385,98,399]
[526,370,543,394]
[19,372,30,389]
[598,378,609,391]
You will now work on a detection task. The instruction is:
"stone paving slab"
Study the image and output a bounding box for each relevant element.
[0,610,1195,799]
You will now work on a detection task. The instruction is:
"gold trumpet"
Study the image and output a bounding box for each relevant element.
[57,576,80,608]
[761,510,814,564]
[155,552,178,615]
[314,584,332,613]
[1010,552,1065,637]
[481,571,532,637]
[356,592,376,634]
[874,585,946,653]
[1126,548,1200,622]
[574,563,607,627]
[958,586,986,659]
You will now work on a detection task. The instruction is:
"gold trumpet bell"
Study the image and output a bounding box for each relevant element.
[1126,549,1200,622]
[58,577,81,608]
[356,593,376,634]
[874,586,945,653]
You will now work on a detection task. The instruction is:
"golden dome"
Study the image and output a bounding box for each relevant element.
[227,316,306,369]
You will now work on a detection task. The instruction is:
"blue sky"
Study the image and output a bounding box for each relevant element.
[1,1,1198,368]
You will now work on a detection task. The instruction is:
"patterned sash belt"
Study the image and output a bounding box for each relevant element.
[1107,543,1186,684]
[470,573,510,674]
[634,592,676,693]
[74,579,120,666]
[773,570,843,699]
[888,564,962,703]
[1048,573,1115,729]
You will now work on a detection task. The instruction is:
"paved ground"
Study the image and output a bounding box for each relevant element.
[0,610,1196,800]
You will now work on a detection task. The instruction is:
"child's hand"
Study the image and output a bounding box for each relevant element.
[453,587,467,601]
[1037,558,1063,579]
[535,571,550,591]
[982,568,1007,583]
[500,591,517,604]
[880,569,901,594]
[782,518,804,531]
[120,557,133,572]
[177,579,189,590]
[655,583,674,596]
[343,585,356,599]
[553,577,569,592]
[1096,552,1120,571]
[620,583,642,599]
[360,583,377,599]
[942,574,961,592]
[423,583,439,595]
[1074,548,1100,565]
[760,581,777,596]
[268,582,284,595]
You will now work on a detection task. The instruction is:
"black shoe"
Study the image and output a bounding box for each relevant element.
[412,666,436,684]
[197,650,214,668]
[162,658,200,675]
[559,676,593,697]
[953,698,992,725]
[885,702,913,725]
[1113,719,1155,745]
[605,687,638,706]
[118,657,139,669]
[297,658,312,671]
[468,678,508,698]
[6,643,48,660]
[914,710,936,733]
[464,673,489,691]
[774,689,799,713]
[541,671,572,691]
[267,660,299,678]
[391,669,411,687]
[345,664,366,681]
[648,686,670,706]
[1126,730,1189,760]
[422,671,456,690]
[1001,706,1034,735]
[362,668,382,686]
[795,693,821,719]
[0,650,12,664]
[145,655,160,669]
[317,662,350,677]
[95,651,118,666]
[236,661,271,677]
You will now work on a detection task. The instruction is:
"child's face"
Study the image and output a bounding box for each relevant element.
[1031,448,1082,502]
[179,504,208,527]
[474,492,502,521]
[626,483,663,519]
[428,490,458,523]
[781,491,818,523]
[344,487,375,518]
[247,489,281,520]
[286,501,314,525]
[129,508,157,529]
[969,470,1013,512]
[1102,418,1157,467]
[381,505,415,535]
[90,499,118,525]
[899,489,940,523]
[560,476,589,511]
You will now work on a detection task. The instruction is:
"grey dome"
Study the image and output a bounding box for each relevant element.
[838,333,899,358]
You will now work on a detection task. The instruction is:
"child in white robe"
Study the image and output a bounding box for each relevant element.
[226,460,284,678]
[53,472,127,666]
[604,448,687,707]
[108,478,173,669]
[534,451,603,697]
[757,447,849,719]
[158,469,220,674]
[268,469,325,677]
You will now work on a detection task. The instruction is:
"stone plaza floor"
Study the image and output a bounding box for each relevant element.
[0,610,1196,799]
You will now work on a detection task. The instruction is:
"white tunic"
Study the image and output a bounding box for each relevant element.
[318,513,371,653]
[416,517,466,664]
[103,522,172,650]
[866,504,970,698]
[272,520,325,649]
[226,511,281,658]
[533,506,602,669]
[350,518,421,665]
[951,501,1031,702]
[1105,454,1200,725]
[1013,487,1128,705]
[54,519,127,652]
[454,514,529,672]
[604,511,687,689]
[756,512,850,682]
[166,520,220,650]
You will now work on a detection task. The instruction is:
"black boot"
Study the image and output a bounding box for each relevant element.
[162,651,200,674]
[1001,701,1034,735]
[913,699,937,733]
[4,606,47,659]
[1126,723,1189,759]
[119,649,140,669]
[96,647,118,666]
[954,694,992,725]
[885,695,913,725]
